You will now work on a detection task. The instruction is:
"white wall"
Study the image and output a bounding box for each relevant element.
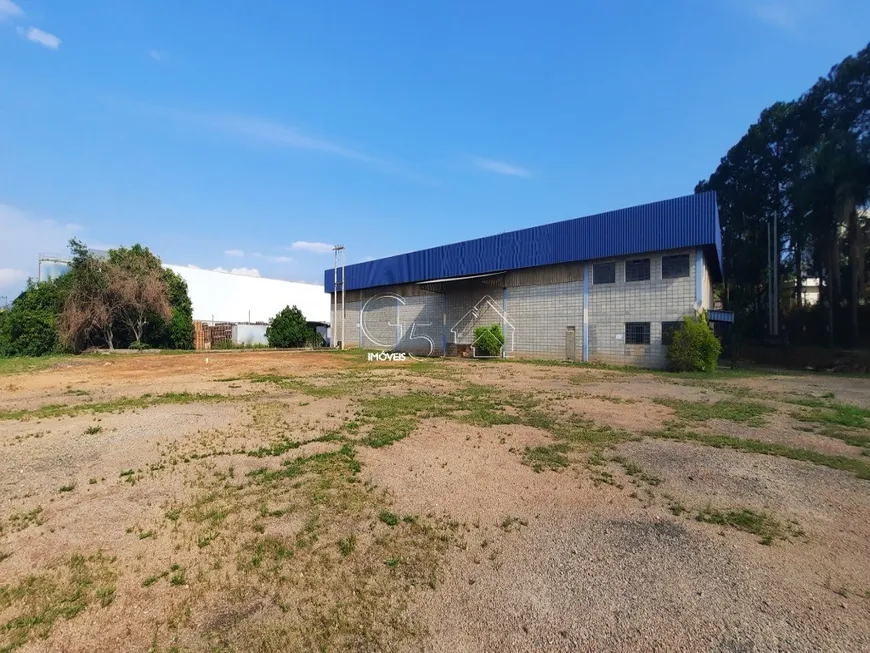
[165,265,329,323]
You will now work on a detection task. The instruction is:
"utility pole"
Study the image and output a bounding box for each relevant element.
[767,222,772,337]
[333,245,346,350]
[773,210,779,337]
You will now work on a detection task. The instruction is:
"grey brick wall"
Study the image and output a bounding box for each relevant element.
[329,248,705,368]
[588,248,697,367]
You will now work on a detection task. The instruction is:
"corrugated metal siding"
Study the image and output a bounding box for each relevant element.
[325,191,723,292]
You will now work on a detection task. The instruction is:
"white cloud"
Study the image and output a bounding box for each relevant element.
[229,267,260,277]
[224,249,244,257]
[270,255,293,263]
[184,264,261,277]
[18,26,61,49]
[291,241,334,254]
[0,204,87,298]
[132,103,439,185]
[148,49,167,62]
[471,157,533,178]
[741,0,824,31]
[0,0,23,21]
[0,268,28,287]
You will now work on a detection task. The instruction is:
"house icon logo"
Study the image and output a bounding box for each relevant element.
[450,295,515,358]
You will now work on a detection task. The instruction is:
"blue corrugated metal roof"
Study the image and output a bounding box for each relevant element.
[325,191,723,292]
[707,310,734,323]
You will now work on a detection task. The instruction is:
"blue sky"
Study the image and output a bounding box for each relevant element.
[1,0,869,300]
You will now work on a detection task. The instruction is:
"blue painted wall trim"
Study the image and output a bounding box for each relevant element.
[502,288,507,359]
[441,294,447,356]
[325,192,723,292]
[582,264,589,362]
[695,249,704,308]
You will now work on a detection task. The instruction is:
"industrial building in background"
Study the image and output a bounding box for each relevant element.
[35,254,330,349]
[324,192,730,368]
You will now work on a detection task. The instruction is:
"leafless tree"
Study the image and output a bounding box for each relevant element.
[114,264,171,345]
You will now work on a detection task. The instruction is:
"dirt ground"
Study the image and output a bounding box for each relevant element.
[1,350,870,652]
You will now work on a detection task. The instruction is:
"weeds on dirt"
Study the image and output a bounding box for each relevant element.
[8,506,44,532]
[523,444,571,472]
[654,398,774,426]
[646,425,870,480]
[152,439,455,651]
[611,456,662,486]
[696,506,803,545]
[85,425,102,435]
[0,392,232,421]
[0,552,116,652]
[789,399,870,431]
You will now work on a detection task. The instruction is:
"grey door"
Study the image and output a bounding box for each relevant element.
[566,326,576,361]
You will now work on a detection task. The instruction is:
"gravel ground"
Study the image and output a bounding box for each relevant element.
[0,351,869,652]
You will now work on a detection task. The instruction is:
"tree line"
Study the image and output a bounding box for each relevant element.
[697,41,869,348]
[0,240,194,356]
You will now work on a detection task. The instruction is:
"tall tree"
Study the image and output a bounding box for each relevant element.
[108,245,172,346]
[60,240,122,350]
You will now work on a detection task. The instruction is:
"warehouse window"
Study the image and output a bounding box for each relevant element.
[593,262,616,284]
[662,254,690,279]
[661,321,683,345]
[625,322,651,345]
[625,258,651,282]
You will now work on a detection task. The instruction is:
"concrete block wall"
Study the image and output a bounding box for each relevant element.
[329,248,705,368]
[588,248,697,367]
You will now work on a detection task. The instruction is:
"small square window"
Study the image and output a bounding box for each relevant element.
[662,254,690,279]
[625,322,650,345]
[662,321,684,345]
[593,262,615,284]
[625,258,651,282]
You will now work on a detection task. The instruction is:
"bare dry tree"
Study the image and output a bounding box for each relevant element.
[114,263,171,345]
[59,241,123,351]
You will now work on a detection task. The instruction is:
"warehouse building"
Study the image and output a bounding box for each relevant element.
[324,191,727,367]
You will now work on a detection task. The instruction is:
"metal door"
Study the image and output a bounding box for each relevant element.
[566,326,576,361]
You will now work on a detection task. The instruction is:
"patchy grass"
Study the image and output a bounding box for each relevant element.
[84,425,102,435]
[654,398,774,426]
[0,392,232,421]
[0,552,116,652]
[378,510,400,527]
[612,456,661,486]
[696,506,803,545]
[58,483,75,493]
[338,535,356,557]
[790,400,870,430]
[8,506,44,532]
[0,355,82,377]
[523,443,571,472]
[360,417,417,448]
[646,426,870,480]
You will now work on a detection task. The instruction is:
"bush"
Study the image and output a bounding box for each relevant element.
[667,312,722,372]
[266,305,313,348]
[473,324,505,357]
[0,278,70,357]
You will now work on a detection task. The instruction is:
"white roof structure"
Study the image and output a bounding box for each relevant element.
[165,265,329,324]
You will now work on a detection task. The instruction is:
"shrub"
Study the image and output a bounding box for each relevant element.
[266,305,313,348]
[666,312,722,372]
[473,324,505,357]
[1,277,70,357]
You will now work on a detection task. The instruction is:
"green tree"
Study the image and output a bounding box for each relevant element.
[266,305,312,348]
[60,239,121,350]
[0,276,71,356]
[107,245,172,346]
[144,269,195,350]
[697,41,870,347]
